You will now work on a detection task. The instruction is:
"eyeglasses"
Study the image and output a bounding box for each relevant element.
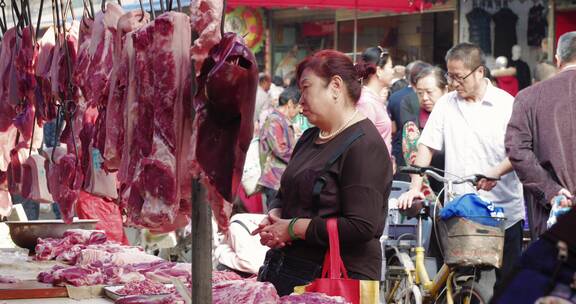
[445,66,481,84]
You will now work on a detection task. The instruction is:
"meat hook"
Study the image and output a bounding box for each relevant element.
[28,108,37,157]
[0,0,6,34]
[23,0,32,30]
[11,0,23,37]
[62,0,75,24]
[82,0,93,21]
[137,0,145,22]
[159,0,164,14]
[101,0,106,13]
[220,0,226,38]
[51,104,63,164]
[84,0,94,19]
[64,100,80,166]
[175,0,180,12]
[148,0,154,20]
[53,0,62,36]
[35,0,44,42]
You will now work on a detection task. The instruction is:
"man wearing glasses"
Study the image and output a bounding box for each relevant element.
[398,43,525,296]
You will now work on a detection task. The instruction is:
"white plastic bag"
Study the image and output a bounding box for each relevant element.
[241,138,261,196]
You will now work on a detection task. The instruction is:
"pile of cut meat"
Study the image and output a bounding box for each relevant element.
[0,275,21,284]
[0,0,257,233]
[211,272,351,304]
[35,229,189,287]
[35,230,347,303]
[116,278,174,296]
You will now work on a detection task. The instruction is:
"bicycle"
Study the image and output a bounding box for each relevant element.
[383,165,502,304]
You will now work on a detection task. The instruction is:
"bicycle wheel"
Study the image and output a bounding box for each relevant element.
[384,256,422,304]
[435,280,491,304]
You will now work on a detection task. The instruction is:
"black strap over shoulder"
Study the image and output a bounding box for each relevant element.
[231,220,251,234]
[312,130,365,204]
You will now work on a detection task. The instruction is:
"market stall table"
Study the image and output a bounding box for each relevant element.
[2,297,113,303]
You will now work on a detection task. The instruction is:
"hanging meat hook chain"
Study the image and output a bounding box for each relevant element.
[51,0,58,39]
[22,0,32,32]
[50,104,63,163]
[220,0,226,38]
[35,0,44,42]
[148,0,155,20]
[61,0,75,30]
[11,0,24,37]
[53,0,61,37]
[137,0,145,22]
[82,0,94,20]
[64,99,80,165]
[0,0,7,34]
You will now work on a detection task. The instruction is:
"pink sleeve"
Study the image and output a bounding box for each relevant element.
[357,99,378,123]
[357,100,392,155]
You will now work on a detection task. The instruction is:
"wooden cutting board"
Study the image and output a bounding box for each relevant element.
[0,281,68,299]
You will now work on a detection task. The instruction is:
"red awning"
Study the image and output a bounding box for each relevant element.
[228,0,431,12]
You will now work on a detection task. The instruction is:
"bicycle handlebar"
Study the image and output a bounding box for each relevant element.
[399,165,500,187]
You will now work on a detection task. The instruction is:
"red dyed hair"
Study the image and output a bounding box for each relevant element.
[296,50,362,104]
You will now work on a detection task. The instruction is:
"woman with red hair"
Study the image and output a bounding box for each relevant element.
[254,50,393,296]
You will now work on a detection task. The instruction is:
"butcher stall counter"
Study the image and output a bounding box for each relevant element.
[1,296,113,303]
[0,248,113,303]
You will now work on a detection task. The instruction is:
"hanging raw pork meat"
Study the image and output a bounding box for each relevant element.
[118,12,191,231]
[184,32,258,230]
[22,153,54,203]
[7,125,44,198]
[80,106,118,199]
[46,21,86,224]
[190,0,224,72]
[73,16,95,103]
[0,101,16,133]
[79,106,99,188]
[13,103,42,142]
[0,171,12,218]
[14,26,38,104]
[48,151,84,224]
[0,28,17,131]
[50,21,80,102]
[86,3,123,107]
[35,26,57,122]
[10,26,43,143]
[7,144,29,194]
[190,0,223,73]
[103,10,149,171]
[0,126,18,172]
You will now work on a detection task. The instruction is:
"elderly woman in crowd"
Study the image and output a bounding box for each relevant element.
[254,50,393,296]
[402,66,448,198]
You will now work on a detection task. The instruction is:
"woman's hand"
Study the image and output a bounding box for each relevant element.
[259,213,292,249]
[251,208,281,235]
[251,209,290,249]
[397,188,425,209]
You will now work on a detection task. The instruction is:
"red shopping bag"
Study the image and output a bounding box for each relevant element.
[294,218,379,304]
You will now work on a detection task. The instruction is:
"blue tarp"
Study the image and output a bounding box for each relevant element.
[439,193,502,226]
